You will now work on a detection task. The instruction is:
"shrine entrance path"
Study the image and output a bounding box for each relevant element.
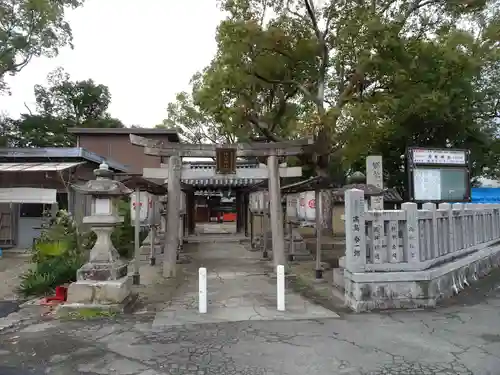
[152,225,339,328]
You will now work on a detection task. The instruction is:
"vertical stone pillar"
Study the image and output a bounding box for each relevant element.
[344,189,366,273]
[366,155,384,210]
[402,202,421,267]
[244,193,249,237]
[190,192,196,234]
[164,155,181,278]
[267,154,286,268]
[235,191,243,233]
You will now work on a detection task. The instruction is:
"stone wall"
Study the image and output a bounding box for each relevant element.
[344,243,500,312]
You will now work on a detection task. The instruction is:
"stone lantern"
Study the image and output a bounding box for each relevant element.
[65,162,133,309]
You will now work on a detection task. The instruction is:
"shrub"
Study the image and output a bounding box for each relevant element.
[18,210,88,297]
[111,198,148,259]
[18,200,148,297]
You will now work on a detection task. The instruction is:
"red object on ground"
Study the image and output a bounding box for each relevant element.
[40,286,68,306]
[223,212,237,222]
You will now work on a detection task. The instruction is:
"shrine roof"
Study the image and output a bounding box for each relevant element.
[182,178,262,188]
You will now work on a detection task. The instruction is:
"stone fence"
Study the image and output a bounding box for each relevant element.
[343,189,500,312]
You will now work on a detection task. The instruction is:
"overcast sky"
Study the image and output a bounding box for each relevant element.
[2,0,224,127]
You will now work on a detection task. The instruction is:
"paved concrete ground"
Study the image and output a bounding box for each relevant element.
[152,237,339,327]
[1,280,500,374]
[1,226,499,374]
[0,252,32,320]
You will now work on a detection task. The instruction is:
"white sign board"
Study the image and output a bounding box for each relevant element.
[411,149,466,165]
[413,169,442,201]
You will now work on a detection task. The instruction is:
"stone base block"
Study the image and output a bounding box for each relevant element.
[67,276,132,305]
[77,261,128,281]
[344,245,500,312]
[55,293,137,318]
[333,268,345,291]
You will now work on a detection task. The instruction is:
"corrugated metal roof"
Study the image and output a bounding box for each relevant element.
[0,147,129,172]
[0,162,84,172]
[182,178,261,187]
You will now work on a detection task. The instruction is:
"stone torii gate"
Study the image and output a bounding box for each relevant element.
[130,134,312,277]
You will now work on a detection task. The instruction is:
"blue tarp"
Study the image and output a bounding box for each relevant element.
[471,188,500,203]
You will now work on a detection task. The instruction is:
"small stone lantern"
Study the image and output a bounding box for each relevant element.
[64,162,133,309]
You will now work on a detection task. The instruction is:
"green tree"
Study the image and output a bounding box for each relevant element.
[163,0,499,229]
[0,0,85,93]
[3,68,124,147]
[166,0,498,170]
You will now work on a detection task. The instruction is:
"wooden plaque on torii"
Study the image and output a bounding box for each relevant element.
[215,148,237,174]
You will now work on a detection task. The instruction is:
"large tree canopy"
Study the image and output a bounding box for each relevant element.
[0,0,85,92]
[163,0,500,187]
[2,67,123,147]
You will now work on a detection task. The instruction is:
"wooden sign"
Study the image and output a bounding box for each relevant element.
[216,148,236,174]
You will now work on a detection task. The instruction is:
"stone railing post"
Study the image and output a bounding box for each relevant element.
[402,202,420,266]
[344,189,366,273]
[452,203,465,251]
[422,202,438,260]
[438,203,453,254]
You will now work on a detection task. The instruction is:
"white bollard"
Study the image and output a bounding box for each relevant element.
[277,265,285,311]
[199,267,207,313]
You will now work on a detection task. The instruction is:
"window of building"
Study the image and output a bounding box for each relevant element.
[20,204,45,218]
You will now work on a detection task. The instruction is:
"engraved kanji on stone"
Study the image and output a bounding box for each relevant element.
[392,235,397,240]
[411,252,416,258]
[374,253,380,260]
[353,249,361,257]
[373,226,380,234]
[374,235,380,241]
[354,236,361,243]
[353,223,360,232]
[392,244,397,250]
[392,252,397,259]
[353,216,359,223]
[408,226,415,232]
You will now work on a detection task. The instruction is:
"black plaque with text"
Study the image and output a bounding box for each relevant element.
[216,148,236,174]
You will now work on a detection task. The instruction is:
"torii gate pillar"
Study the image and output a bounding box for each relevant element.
[164,155,181,277]
[267,155,286,268]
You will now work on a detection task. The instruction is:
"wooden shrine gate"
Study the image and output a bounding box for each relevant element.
[130,134,313,277]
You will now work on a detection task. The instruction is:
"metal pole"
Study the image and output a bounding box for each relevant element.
[149,224,156,266]
[250,211,254,248]
[277,265,285,311]
[263,213,269,259]
[133,187,141,285]
[199,267,207,313]
[288,220,294,262]
[315,189,323,279]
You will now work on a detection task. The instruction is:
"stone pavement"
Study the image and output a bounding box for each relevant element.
[0,252,31,301]
[152,236,339,327]
[1,278,500,374]
[0,227,499,374]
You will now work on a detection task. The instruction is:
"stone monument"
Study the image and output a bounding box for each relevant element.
[62,162,133,312]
